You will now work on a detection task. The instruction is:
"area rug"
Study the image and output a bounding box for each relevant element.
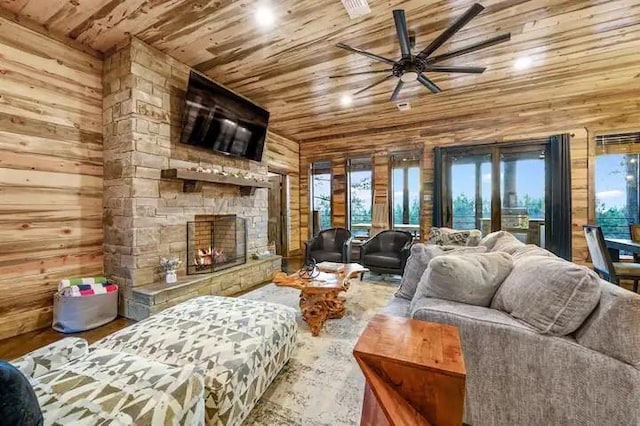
[241,276,398,426]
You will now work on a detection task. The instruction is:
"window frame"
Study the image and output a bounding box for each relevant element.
[309,159,333,237]
[346,156,374,238]
[389,150,423,235]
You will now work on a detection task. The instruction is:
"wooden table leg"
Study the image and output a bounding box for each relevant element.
[300,290,346,336]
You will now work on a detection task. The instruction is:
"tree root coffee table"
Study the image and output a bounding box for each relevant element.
[273,263,368,336]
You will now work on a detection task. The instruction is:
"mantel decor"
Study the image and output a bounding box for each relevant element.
[161,169,271,195]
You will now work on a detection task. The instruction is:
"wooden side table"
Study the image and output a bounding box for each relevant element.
[353,314,466,426]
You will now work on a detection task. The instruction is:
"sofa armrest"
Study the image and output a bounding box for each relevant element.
[11,337,89,379]
[399,241,413,272]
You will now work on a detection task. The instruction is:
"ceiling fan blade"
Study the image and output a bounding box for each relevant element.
[390,80,404,101]
[336,43,396,65]
[417,3,484,59]
[393,10,412,59]
[425,33,511,64]
[417,73,441,94]
[425,65,486,74]
[329,69,393,78]
[354,75,395,96]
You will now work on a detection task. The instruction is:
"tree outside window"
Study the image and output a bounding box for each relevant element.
[595,153,639,239]
[348,157,373,237]
[311,161,332,233]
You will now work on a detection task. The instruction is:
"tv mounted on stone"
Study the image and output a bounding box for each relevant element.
[180,71,269,162]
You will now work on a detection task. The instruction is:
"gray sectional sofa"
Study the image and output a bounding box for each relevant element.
[384,231,640,426]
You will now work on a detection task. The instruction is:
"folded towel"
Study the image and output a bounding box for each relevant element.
[58,277,117,297]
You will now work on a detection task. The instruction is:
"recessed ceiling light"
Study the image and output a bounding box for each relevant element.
[255,6,275,27]
[514,56,532,70]
[340,94,353,107]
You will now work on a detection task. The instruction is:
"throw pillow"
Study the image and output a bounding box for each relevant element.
[511,244,556,262]
[479,230,524,253]
[575,280,640,368]
[465,229,482,247]
[395,244,487,300]
[491,256,601,336]
[0,361,43,426]
[427,227,478,246]
[413,252,513,307]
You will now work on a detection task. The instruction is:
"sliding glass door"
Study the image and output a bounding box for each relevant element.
[443,143,548,247]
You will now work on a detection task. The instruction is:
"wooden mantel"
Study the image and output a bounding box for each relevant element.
[160,169,271,195]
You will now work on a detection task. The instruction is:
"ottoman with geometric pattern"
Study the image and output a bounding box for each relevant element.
[93,296,298,426]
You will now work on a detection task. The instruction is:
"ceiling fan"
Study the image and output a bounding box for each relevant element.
[332,3,511,101]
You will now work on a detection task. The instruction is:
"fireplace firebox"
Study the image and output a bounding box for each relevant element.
[187,215,247,274]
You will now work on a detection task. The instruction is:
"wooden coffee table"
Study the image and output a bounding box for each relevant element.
[273,263,368,336]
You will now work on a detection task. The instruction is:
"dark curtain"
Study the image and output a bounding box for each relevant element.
[545,134,572,260]
[432,147,444,227]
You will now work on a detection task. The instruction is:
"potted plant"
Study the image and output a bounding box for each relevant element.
[160,257,182,284]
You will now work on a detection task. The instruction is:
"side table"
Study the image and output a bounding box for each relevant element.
[353,314,466,426]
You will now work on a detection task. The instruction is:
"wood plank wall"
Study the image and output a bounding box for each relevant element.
[265,131,301,256]
[300,104,640,265]
[0,17,103,340]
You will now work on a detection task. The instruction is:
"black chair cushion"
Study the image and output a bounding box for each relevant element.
[310,250,344,263]
[363,252,402,269]
[0,361,43,426]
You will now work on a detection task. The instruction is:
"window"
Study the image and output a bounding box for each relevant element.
[595,133,640,239]
[347,157,373,238]
[310,160,332,234]
[391,151,421,235]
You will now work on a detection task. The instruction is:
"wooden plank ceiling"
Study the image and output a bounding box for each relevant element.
[1,0,639,141]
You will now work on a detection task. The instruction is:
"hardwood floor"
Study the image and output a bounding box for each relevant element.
[0,256,304,360]
[0,317,134,360]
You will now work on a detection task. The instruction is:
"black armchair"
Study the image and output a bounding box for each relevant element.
[360,230,413,275]
[305,228,353,264]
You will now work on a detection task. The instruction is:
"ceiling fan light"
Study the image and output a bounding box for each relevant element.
[400,71,419,82]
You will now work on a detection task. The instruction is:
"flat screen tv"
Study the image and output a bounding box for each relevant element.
[180,71,269,162]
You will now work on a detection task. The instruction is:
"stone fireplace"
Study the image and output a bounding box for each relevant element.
[188,215,247,274]
[102,38,281,321]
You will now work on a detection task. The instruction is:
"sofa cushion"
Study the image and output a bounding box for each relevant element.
[310,249,343,263]
[511,244,556,262]
[0,361,42,426]
[395,244,487,300]
[491,256,601,336]
[93,296,298,426]
[33,349,205,425]
[480,230,525,253]
[363,252,402,269]
[415,252,513,307]
[410,296,534,332]
[575,280,640,367]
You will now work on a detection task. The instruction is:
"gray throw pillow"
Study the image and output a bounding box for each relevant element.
[413,252,513,308]
[395,244,487,300]
[479,230,523,252]
[491,256,601,336]
[511,244,556,262]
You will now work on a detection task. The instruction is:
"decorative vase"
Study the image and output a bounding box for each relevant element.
[165,270,177,284]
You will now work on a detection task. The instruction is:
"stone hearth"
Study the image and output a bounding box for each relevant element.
[102,37,279,319]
